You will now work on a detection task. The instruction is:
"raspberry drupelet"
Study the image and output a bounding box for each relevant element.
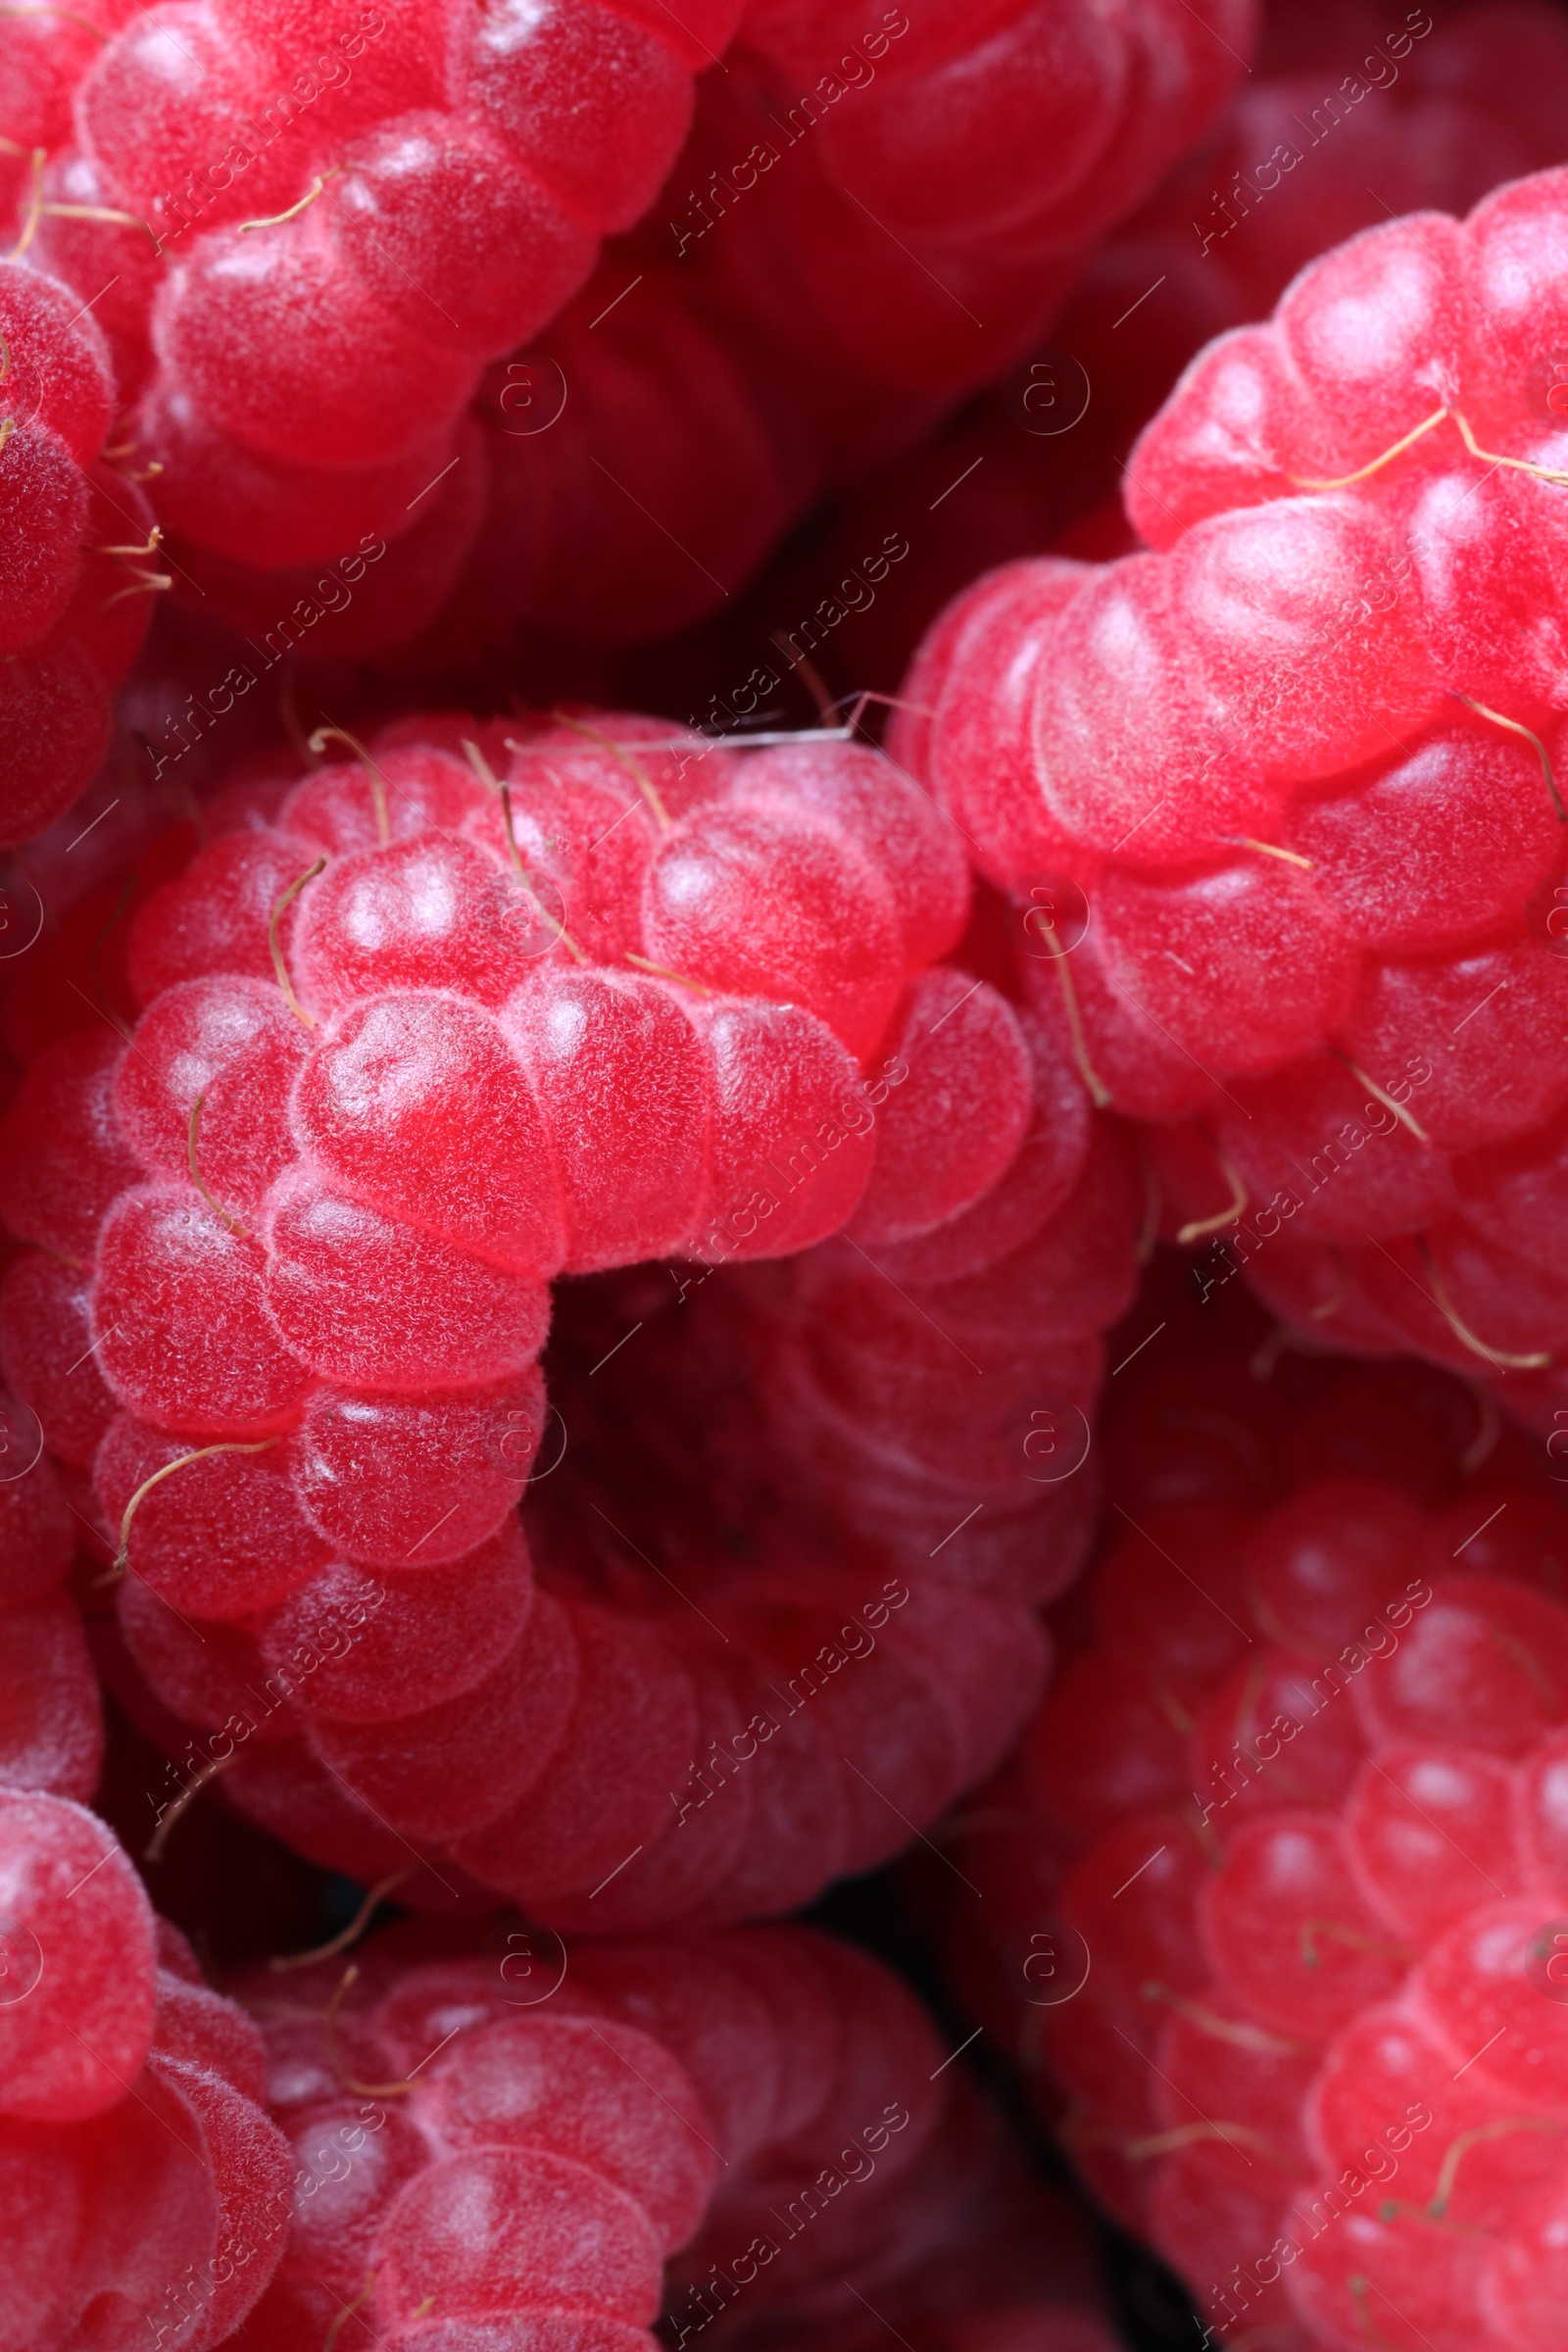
[225,1913,1109,2352]
[440,0,1257,652]
[760,0,1568,718]
[1073,1,1568,442]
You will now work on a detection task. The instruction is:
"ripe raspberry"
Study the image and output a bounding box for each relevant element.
[1,1787,293,2347]
[941,1302,1568,2352]
[0,260,158,847]
[13,0,747,587]
[1,707,1118,1921]
[224,1912,1092,2352]
[438,0,1256,651]
[897,162,1568,1383]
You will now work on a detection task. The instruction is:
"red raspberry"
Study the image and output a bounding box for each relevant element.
[224,1913,1096,2352]
[897,162,1568,1384]
[0,260,158,847]
[1,707,1118,1922]
[14,0,746,582]
[82,1145,1129,1933]
[725,887,1144,1603]
[941,1298,1568,2352]
[1,1787,292,2347]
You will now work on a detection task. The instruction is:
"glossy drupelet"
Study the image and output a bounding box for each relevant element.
[442,0,1256,648]
[223,1915,1029,2352]
[1063,0,1568,458]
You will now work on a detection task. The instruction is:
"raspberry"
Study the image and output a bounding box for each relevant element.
[941,1301,1568,2352]
[15,0,746,588]
[0,260,158,847]
[1,706,1131,1921]
[441,0,1256,651]
[225,1912,1099,2352]
[82,1017,1129,1934]
[897,163,1568,1382]
[0,1788,293,2347]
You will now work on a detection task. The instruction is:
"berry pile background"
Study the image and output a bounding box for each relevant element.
[13,4,1568,2350]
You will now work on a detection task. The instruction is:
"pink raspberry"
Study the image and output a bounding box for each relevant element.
[942,1290,1568,2352]
[897,162,1568,1382]
[0,260,159,847]
[0,1787,293,2347]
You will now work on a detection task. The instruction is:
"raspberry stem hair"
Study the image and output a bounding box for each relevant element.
[1176,1143,1248,1245]
[1298,1918,1412,1968]
[1452,693,1567,822]
[464,736,589,963]
[270,857,327,1025]
[1037,917,1111,1107]
[1125,2120,1291,2166]
[1140,1981,1309,2056]
[1287,405,1450,491]
[1329,1050,1430,1143]
[624,949,712,996]
[322,2276,378,2352]
[1414,1236,1552,1369]
[548,710,671,830]
[144,1749,232,1861]
[37,199,160,254]
[111,1439,279,1579]
[308,726,391,845]
[270,1869,412,1974]
[187,1093,248,1235]
[236,172,337,236]
[0,4,107,32]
